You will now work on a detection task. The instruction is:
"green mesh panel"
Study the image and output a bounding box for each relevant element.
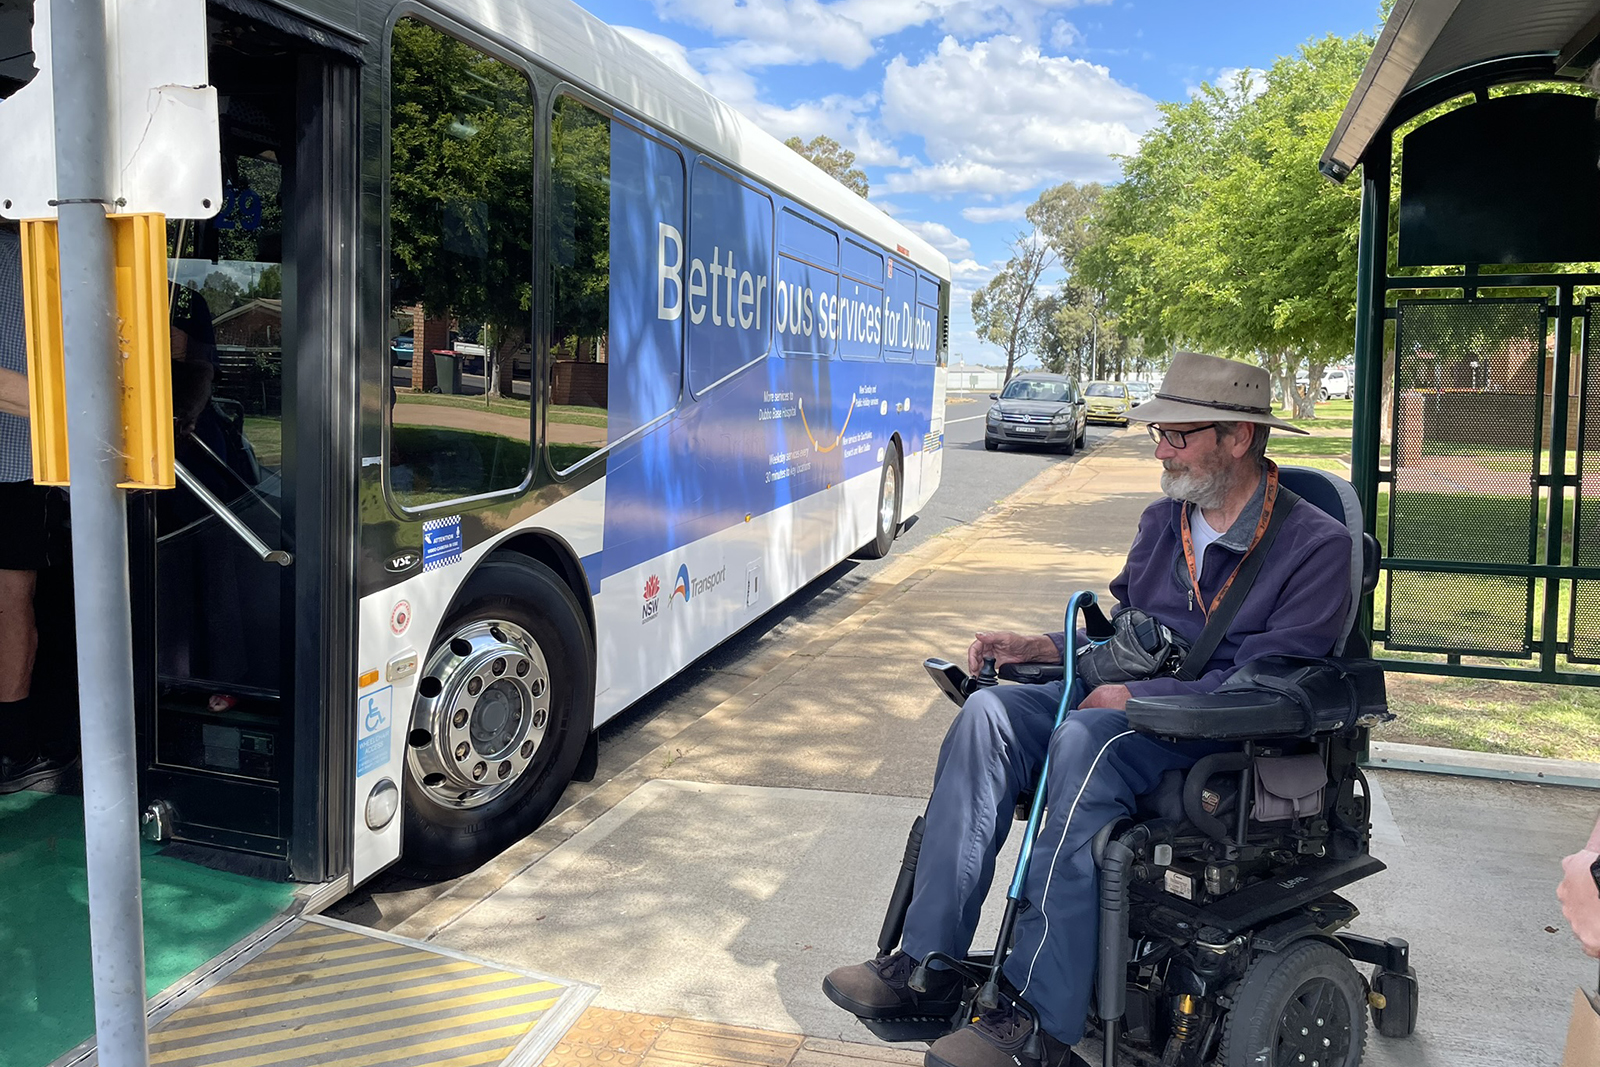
[1386,298,1544,656]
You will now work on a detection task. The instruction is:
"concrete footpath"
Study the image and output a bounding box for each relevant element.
[400,431,1599,1067]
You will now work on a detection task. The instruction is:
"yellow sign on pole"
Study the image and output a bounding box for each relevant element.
[21,212,175,489]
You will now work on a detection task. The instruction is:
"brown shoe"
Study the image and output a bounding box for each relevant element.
[823,951,965,1020]
[925,1002,1085,1067]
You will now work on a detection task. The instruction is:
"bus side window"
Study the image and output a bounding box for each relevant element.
[385,18,535,510]
[548,95,615,473]
[687,162,774,393]
[839,238,882,362]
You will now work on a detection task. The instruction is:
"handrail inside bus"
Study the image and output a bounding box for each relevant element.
[173,461,293,567]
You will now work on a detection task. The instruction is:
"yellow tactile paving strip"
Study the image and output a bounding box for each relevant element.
[146,917,585,1067]
[540,1009,922,1067]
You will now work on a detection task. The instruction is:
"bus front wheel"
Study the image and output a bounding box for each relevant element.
[399,557,593,879]
[861,445,902,559]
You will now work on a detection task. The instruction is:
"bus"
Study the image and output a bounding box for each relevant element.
[2,0,949,908]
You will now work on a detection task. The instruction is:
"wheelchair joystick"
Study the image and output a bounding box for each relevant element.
[975,656,999,687]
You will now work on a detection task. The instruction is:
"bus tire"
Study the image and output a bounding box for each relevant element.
[398,557,593,879]
[861,445,902,559]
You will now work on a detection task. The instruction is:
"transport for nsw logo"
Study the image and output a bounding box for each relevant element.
[670,562,727,606]
[642,574,661,622]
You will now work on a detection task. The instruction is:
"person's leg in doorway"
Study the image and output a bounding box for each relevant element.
[0,480,68,792]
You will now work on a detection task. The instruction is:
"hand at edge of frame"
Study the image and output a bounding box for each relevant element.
[1557,848,1600,959]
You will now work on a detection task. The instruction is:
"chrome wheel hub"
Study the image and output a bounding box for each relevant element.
[407,619,551,809]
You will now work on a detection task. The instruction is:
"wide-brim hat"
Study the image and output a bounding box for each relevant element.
[1128,351,1309,435]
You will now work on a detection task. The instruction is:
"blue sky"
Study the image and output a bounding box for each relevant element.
[573,0,1383,367]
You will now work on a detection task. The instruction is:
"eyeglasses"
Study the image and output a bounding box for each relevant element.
[1147,423,1219,449]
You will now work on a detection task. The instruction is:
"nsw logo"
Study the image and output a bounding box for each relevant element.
[642,574,661,622]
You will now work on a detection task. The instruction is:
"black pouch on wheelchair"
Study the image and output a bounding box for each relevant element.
[1077,608,1189,688]
[1251,754,1327,823]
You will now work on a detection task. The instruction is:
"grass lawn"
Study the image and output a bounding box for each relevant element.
[242,417,282,468]
[1377,671,1600,762]
[390,425,531,508]
[1268,435,1353,458]
[396,391,608,428]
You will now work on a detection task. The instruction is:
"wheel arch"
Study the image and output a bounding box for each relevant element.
[472,529,597,645]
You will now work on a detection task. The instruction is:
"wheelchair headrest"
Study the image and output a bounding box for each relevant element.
[1276,466,1370,656]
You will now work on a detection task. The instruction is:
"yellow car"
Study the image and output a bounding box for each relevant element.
[1084,381,1133,426]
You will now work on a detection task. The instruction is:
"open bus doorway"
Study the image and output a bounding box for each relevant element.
[0,7,357,1064]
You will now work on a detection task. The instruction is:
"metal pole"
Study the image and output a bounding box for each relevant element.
[50,0,151,1062]
[1351,134,1390,554]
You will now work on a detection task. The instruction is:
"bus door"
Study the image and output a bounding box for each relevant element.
[127,6,357,881]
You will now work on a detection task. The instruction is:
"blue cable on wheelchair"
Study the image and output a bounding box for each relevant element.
[970,588,1102,1015]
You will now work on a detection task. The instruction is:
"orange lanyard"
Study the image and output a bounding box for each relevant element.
[1180,462,1279,618]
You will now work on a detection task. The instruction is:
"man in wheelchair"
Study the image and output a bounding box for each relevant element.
[824,352,1411,1067]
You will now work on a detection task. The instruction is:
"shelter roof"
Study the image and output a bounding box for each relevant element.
[1322,0,1600,180]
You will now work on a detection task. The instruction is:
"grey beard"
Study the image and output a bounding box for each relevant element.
[1161,468,1230,510]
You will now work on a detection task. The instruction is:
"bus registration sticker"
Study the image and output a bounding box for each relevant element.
[357,686,394,777]
[422,516,464,571]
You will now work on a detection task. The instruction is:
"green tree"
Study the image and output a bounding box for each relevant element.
[1082,39,1371,416]
[246,264,282,301]
[1030,182,1102,276]
[389,19,535,396]
[551,97,611,361]
[784,135,869,197]
[972,231,1055,385]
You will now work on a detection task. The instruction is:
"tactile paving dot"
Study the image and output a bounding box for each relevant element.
[544,1008,671,1066]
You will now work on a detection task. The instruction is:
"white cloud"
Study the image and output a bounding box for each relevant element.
[880,35,1156,196]
[1048,19,1082,50]
[961,200,1033,224]
[901,220,973,258]
[618,28,910,177]
[647,0,1113,70]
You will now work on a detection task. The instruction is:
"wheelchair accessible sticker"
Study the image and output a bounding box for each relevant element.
[422,515,463,572]
[357,685,393,777]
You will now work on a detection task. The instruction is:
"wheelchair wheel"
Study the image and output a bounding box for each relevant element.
[1218,940,1366,1067]
[1369,966,1418,1038]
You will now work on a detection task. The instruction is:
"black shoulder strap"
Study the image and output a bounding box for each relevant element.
[1174,487,1301,681]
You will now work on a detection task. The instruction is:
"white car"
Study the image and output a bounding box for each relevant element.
[1294,366,1352,401]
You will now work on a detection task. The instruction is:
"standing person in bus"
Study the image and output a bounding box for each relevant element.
[0,220,72,793]
[824,353,1351,1067]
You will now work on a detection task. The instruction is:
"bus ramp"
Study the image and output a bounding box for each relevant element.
[78,915,595,1067]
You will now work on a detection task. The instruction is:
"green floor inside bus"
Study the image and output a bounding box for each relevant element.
[0,791,296,1067]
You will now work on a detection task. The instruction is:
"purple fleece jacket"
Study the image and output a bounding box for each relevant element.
[1049,471,1352,697]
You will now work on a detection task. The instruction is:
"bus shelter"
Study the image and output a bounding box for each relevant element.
[1323,0,1600,713]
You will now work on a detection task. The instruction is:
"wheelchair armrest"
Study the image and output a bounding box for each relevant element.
[1125,690,1308,741]
[1124,656,1388,741]
[998,662,1066,684]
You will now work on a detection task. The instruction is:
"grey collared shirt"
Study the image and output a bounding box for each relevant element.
[0,227,29,484]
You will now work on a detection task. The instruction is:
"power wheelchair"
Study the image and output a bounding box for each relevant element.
[857,467,1418,1067]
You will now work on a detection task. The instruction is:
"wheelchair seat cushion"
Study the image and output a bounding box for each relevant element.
[1123,655,1387,741]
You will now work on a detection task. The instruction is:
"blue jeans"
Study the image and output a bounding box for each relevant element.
[900,680,1216,1043]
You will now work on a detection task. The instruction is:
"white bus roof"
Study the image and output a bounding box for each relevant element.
[426,0,951,284]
